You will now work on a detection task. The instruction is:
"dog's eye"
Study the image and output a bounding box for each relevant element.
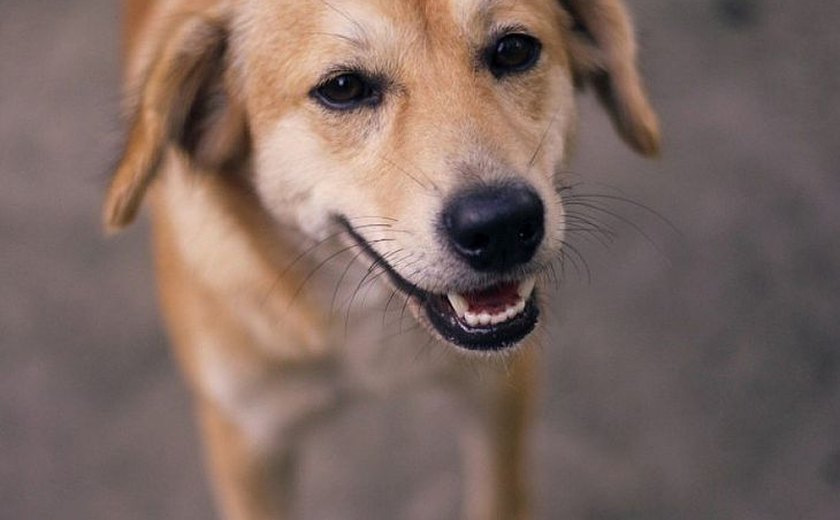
[488,33,541,77]
[313,73,381,110]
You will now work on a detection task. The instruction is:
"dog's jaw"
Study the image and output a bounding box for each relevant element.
[424,286,540,352]
[338,216,541,352]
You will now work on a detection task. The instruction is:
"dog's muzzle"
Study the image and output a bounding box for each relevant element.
[338,182,545,352]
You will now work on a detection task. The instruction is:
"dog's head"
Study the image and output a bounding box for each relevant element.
[105,0,659,353]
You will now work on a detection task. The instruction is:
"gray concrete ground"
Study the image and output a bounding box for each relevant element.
[2,1,840,518]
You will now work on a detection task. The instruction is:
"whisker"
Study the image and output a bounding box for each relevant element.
[305,32,364,48]
[380,320,423,343]
[560,241,592,283]
[329,247,369,317]
[564,200,670,264]
[548,261,560,287]
[262,231,343,307]
[539,265,559,291]
[414,333,439,364]
[317,0,367,40]
[344,252,391,337]
[347,215,400,223]
[559,248,580,279]
[528,106,564,170]
[382,288,400,328]
[564,214,619,242]
[264,223,401,305]
[555,254,567,282]
[290,238,396,313]
[359,248,417,290]
[291,244,362,310]
[398,284,418,335]
[565,193,682,237]
[400,157,442,193]
[380,155,435,193]
[562,224,615,249]
[563,211,618,233]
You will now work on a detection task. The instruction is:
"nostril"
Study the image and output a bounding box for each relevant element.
[518,219,538,244]
[463,232,490,253]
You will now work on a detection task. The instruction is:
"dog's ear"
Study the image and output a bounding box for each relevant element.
[103,12,249,232]
[560,0,660,156]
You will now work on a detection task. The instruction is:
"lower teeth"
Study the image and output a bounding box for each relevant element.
[446,277,536,328]
[462,300,527,328]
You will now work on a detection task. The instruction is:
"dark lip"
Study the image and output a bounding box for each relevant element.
[337,216,539,352]
[425,293,539,352]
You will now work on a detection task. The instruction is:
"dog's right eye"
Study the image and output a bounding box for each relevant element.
[487,33,542,78]
[312,73,381,110]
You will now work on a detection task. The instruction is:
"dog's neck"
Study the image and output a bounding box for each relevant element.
[150,154,334,359]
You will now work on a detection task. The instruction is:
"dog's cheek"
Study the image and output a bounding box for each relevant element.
[532,65,577,169]
[252,113,383,239]
[252,115,339,237]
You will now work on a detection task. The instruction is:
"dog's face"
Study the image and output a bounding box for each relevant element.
[105,0,659,353]
[240,0,575,351]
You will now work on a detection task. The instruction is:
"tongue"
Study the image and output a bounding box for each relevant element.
[464,282,520,314]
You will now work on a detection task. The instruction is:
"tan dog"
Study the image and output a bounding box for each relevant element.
[105,0,659,518]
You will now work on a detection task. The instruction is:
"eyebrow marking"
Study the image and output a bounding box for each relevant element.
[455,0,510,32]
[315,0,374,52]
[317,0,369,42]
[307,32,369,50]
[477,0,500,14]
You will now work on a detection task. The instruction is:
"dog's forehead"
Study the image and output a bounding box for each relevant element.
[240,0,562,73]
[249,0,557,39]
[332,0,556,33]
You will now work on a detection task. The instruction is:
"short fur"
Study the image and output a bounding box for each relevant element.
[105,1,659,518]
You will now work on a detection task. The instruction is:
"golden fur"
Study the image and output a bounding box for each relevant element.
[105,1,659,518]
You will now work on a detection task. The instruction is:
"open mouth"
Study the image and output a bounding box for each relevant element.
[425,278,539,352]
[339,217,539,352]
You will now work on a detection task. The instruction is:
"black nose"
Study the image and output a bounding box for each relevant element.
[442,184,545,272]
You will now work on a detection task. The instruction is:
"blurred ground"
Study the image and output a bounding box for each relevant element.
[2,0,839,518]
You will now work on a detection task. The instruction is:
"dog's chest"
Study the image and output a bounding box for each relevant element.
[203,260,457,450]
[199,301,457,452]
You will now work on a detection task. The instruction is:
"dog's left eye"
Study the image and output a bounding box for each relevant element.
[312,73,381,110]
[488,33,542,77]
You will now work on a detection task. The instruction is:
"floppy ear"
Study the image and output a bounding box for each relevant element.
[103,12,249,232]
[560,0,661,156]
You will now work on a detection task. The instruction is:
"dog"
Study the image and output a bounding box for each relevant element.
[104,0,659,518]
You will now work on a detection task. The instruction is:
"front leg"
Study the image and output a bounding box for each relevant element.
[193,355,343,520]
[199,400,298,520]
[460,348,535,520]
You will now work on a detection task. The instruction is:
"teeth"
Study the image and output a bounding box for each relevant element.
[447,292,470,317]
[490,312,509,325]
[446,278,538,329]
[464,313,480,328]
[518,277,537,300]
